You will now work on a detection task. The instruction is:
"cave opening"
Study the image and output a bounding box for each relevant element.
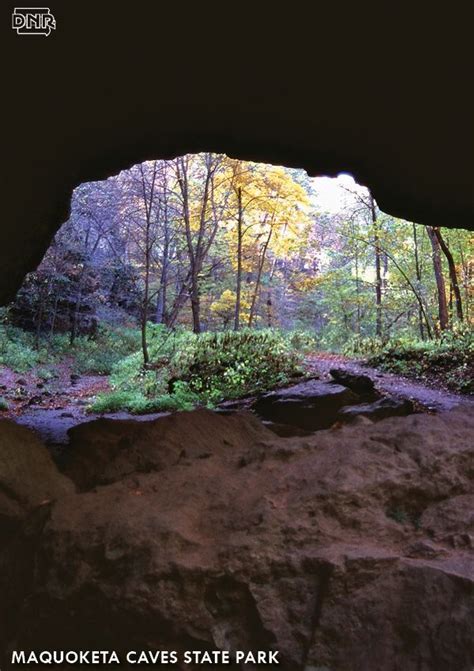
[0,153,471,449]
[3,6,474,667]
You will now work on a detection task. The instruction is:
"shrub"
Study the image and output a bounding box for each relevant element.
[181,329,302,401]
[134,382,201,413]
[90,382,200,414]
[342,335,385,357]
[0,325,42,372]
[0,324,142,376]
[366,328,473,393]
[89,390,148,413]
[70,326,142,375]
[283,330,319,354]
[105,327,304,412]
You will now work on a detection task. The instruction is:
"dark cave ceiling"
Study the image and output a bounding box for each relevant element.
[2,4,473,304]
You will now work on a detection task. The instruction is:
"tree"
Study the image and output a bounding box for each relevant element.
[175,153,226,333]
[432,227,463,322]
[426,226,449,332]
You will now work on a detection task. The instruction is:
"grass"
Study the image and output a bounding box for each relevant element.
[344,328,473,394]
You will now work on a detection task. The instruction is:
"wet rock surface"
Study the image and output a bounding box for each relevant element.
[253,376,417,433]
[329,367,376,395]
[253,379,359,430]
[0,408,473,670]
[338,396,414,421]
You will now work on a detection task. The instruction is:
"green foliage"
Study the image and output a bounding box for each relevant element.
[69,326,141,375]
[366,327,473,393]
[90,381,200,414]
[0,397,9,411]
[283,330,319,354]
[0,325,43,372]
[88,390,146,413]
[0,324,141,376]
[342,335,385,356]
[137,382,201,413]
[180,329,302,402]
[110,325,195,396]
[102,326,304,413]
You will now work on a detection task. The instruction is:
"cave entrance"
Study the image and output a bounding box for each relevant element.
[0,153,472,447]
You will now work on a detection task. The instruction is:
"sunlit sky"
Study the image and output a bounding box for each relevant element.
[311,173,367,214]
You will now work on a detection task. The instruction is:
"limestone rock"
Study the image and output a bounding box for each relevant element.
[338,396,414,421]
[254,379,359,430]
[64,409,274,491]
[0,409,473,670]
[329,367,376,395]
[0,420,74,543]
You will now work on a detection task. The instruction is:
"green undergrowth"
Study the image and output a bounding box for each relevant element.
[345,328,473,393]
[0,324,141,375]
[90,327,311,414]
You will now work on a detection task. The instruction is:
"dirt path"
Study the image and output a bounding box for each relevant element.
[14,407,168,451]
[0,365,167,447]
[305,352,474,412]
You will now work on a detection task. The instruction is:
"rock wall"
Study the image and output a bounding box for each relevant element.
[0,409,472,670]
[0,420,74,544]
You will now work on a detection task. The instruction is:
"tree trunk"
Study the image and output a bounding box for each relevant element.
[412,223,425,339]
[248,226,272,328]
[370,193,383,338]
[190,276,201,334]
[49,293,59,339]
[138,161,158,366]
[70,282,83,346]
[266,290,272,327]
[141,240,151,365]
[354,240,361,335]
[156,195,170,324]
[456,233,470,321]
[346,227,433,339]
[34,293,45,350]
[141,318,149,365]
[156,249,169,324]
[234,187,243,331]
[176,155,216,335]
[433,227,463,321]
[426,226,449,331]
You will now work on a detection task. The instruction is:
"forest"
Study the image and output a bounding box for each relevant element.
[0,153,472,416]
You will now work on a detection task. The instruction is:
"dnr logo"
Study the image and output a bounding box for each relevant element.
[12,7,56,36]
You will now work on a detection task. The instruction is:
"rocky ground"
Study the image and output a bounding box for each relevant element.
[0,365,166,449]
[0,365,473,669]
[306,352,473,412]
[1,353,472,450]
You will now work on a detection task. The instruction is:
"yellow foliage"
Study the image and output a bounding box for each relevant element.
[210,289,251,325]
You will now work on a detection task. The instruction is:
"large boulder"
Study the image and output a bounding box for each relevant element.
[306,550,474,670]
[0,420,74,544]
[338,396,414,422]
[253,379,359,430]
[330,367,376,395]
[0,409,473,670]
[64,409,273,490]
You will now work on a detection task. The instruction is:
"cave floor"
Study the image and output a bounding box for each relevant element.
[1,354,472,452]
